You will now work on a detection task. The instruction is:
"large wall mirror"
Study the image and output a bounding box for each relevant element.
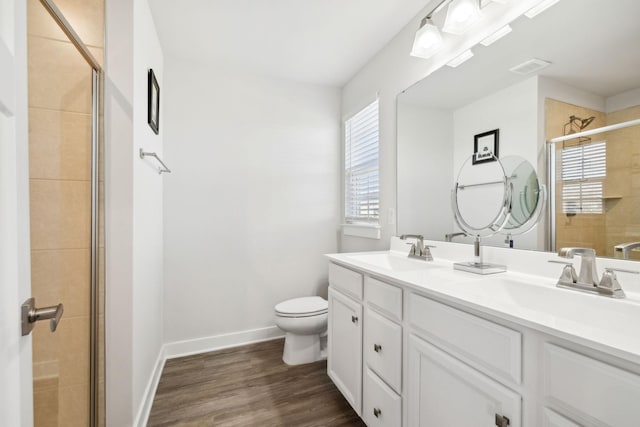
[397,0,640,261]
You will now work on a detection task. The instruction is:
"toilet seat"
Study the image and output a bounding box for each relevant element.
[275,296,328,318]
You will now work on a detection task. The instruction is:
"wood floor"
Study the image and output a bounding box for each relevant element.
[147,339,365,426]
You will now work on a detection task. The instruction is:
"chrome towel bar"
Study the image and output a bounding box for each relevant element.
[139,148,171,174]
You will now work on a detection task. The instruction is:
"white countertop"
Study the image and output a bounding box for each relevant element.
[326,244,640,366]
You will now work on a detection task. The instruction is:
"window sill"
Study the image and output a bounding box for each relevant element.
[342,223,381,239]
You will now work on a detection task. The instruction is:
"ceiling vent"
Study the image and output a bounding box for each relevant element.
[509,58,551,75]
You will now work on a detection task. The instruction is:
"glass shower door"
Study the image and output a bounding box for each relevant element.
[26,0,104,425]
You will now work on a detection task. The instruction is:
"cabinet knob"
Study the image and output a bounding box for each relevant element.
[495,414,510,427]
[373,408,382,418]
[351,315,358,324]
[374,343,382,353]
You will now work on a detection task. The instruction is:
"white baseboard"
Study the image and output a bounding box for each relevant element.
[163,325,284,360]
[134,346,166,427]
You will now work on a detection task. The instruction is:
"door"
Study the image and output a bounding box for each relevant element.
[327,287,363,415]
[407,334,521,427]
[26,0,104,425]
[0,0,34,425]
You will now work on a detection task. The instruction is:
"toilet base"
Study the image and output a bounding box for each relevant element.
[282,332,326,365]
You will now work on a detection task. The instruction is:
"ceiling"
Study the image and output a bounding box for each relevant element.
[401,0,640,110]
[148,0,430,87]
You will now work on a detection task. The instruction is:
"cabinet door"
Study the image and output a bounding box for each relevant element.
[328,287,363,415]
[407,334,521,427]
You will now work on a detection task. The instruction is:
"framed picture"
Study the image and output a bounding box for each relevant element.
[148,69,160,134]
[473,129,499,165]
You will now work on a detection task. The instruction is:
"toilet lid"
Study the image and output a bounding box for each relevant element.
[275,296,328,316]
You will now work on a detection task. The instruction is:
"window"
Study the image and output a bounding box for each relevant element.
[345,99,379,224]
[561,141,606,214]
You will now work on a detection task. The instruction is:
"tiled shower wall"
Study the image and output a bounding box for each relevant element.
[27,0,104,425]
[547,98,640,259]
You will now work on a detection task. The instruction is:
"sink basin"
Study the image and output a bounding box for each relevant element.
[345,252,444,272]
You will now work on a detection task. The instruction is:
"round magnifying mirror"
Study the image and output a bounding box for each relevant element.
[452,154,510,237]
[499,156,541,230]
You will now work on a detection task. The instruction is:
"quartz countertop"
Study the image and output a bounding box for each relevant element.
[326,247,640,365]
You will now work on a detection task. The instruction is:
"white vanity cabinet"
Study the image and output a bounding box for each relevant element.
[328,264,364,414]
[362,277,403,427]
[326,259,640,427]
[407,292,522,427]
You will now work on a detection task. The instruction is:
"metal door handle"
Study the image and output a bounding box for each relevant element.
[373,408,382,418]
[351,315,358,324]
[21,298,64,336]
[374,344,382,352]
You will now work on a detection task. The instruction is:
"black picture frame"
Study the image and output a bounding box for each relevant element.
[148,69,160,135]
[473,129,499,165]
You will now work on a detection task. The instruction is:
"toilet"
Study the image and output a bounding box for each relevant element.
[274,296,328,365]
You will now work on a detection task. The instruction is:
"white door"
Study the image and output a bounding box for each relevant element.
[327,287,363,415]
[407,334,521,427]
[0,0,34,425]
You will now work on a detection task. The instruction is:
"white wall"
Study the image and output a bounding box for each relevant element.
[341,0,548,253]
[105,0,164,425]
[162,60,341,344]
[397,103,453,239]
[132,0,164,423]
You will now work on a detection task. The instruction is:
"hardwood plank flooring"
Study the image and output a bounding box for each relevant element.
[147,339,366,426]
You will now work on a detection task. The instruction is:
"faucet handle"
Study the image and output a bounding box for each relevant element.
[548,260,578,285]
[597,268,637,298]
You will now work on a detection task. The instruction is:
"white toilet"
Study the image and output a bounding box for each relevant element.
[274,296,328,365]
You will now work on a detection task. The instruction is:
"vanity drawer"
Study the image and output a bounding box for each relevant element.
[365,276,402,322]
[543,343,640,426]
[408,293,521,385]
[329,262,363,300]
[363,368,401,427]
[364,307,402,393]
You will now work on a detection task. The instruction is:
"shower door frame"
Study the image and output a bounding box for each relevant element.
[36,1,103,426]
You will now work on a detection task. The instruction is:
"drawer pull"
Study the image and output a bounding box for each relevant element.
[351,315,358,324]
[374,343,382,353]
[495,414,510,427]
[373,408,382,418]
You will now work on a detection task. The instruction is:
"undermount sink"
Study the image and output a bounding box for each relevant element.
[345,252,444,272]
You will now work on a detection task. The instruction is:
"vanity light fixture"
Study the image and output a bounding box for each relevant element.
[524,0,561,18]
[410,17,444,59]
[447,49,474,67]
[442,0,483,35]
[480,24,512,46]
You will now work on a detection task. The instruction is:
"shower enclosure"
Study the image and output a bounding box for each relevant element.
[27,0,105,425]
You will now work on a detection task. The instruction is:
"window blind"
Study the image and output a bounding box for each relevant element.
[345,100,379,224]
[561,141,606,214]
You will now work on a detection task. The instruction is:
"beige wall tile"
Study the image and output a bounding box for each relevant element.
[57,316,89,388]
[27,0,104,48]
[28,36,92,114]
[32,321,59,365]
[31,249,90,318]
[29,179,91,250]
[34,377,59,427]
[29,108,91,181]
[58,383,89,427]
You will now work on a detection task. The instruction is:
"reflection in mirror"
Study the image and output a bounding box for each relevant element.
[397,0,640,259]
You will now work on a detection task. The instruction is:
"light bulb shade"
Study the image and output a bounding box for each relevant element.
[442,0,482,35]
[410,19,443,59]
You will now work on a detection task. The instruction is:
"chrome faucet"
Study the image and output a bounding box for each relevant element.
[400,234,434,261]
[557,247,599,286]
[550,247,639,298]
[445,232,466,242]
[614,242,640,260]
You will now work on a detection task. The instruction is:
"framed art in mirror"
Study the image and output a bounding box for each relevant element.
[473,129,499,165]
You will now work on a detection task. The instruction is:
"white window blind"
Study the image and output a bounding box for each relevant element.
[345,100,379,224]
[561,141,606,214]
